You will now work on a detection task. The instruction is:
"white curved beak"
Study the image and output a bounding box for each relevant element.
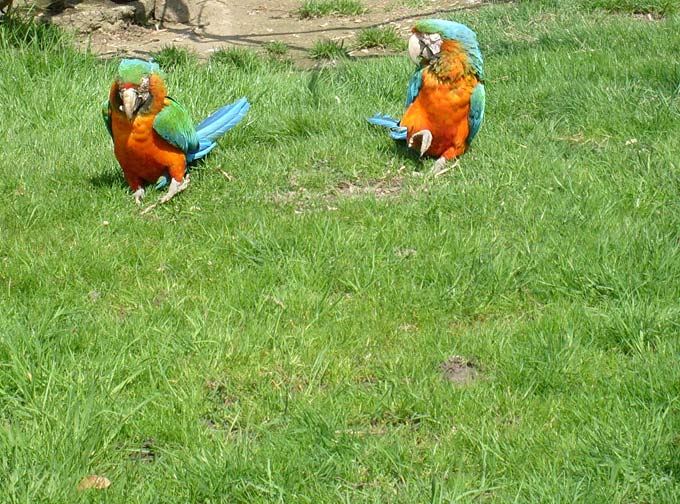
[122,88,140,121]
[408,34,421,65]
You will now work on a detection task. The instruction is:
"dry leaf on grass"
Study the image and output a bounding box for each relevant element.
[78,474,111,491]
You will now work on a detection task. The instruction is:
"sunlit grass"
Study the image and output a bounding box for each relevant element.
[355,25,406,50]
[1,2,680,501]
[151,45,197,68]
[309,38,349,59]
[263,40,289,57]
[297,0,366,19]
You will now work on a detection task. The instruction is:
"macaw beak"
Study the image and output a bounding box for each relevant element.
[121,88,141,121]
[408,34,421,65]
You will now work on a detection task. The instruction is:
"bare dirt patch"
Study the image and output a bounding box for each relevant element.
[440,355,481,385]
[272,170,413,213]
[40,0,481,63]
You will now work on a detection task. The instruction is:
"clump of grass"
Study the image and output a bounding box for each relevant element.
[309,39,349,60]
[355,26,405,51]
[210,46,292,72]
[151,45,197,69]
[263,40,289,57]
[0,13,68,50]
[583,0,677,15]
[297,0,365,19]
[210,47,263,72]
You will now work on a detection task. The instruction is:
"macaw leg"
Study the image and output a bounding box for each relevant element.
[432,156,448,173]
[432,146,465,175]
[159,174,190,204]
[408,129,433,156]
[124,173,146,205]
[132,188,146,205]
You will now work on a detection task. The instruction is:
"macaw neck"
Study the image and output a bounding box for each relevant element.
[428,40,473,81]
[147,73,168,114]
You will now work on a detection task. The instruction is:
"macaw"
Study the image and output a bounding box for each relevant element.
[367,19,485,172]
[102,58,250,204]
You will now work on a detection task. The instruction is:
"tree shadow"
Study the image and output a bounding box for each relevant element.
[160,3,481,53]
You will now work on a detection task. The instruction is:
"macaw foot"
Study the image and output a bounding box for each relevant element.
[432,157,460,177]
[132,188,145,205]
[158,175,190,204]
[408,129,433,156]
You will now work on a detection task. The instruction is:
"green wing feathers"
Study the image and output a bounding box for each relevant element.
[153,98,200,154]
[102,99,113,139]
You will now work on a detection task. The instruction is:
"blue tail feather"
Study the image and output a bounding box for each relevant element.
[188,97,250,162]
[367,113,407,141]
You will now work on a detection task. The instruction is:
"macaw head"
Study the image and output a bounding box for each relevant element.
[115,58,165,121]
[407,19,483,78]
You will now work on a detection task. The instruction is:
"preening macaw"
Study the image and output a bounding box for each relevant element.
[368,19,485,172]
[102,58,250,204]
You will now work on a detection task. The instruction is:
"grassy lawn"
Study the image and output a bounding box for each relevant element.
[297,0,366,19]
[1,0,679,501]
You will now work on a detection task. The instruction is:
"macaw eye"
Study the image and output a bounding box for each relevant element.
[420,33,443,59]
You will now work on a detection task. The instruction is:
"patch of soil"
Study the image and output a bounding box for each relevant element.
[41,0,482,63]
[272,171,411,212]
[632,12,665,22]
[440,355,481,385]
[127,437,157,463]
[328,174,407,200]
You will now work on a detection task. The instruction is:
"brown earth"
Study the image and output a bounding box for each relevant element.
[40,0,481,63]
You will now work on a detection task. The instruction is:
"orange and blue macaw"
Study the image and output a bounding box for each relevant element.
[368,19,485,171]
[102,59,249,204]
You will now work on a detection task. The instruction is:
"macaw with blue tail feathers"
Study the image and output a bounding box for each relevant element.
[102,58,250,204]
[368,19,485,172]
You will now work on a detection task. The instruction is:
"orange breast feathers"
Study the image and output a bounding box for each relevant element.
[109,75,186,191]
[400,41,480,160]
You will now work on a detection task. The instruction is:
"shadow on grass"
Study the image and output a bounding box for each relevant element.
[375,137,427,170]
[89,159,209,190]
[89,169,127,189]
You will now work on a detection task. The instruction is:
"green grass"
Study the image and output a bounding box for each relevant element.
[150,45,197,69]
[211,46,293,72]
[297,0,365,19]
[584,0,678,15]
[355,26,406,51]
[263,40,290,57]
[309,39,349,60]
[1,1,680,501]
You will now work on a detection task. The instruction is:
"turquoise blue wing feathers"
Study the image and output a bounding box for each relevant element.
[467,83,485,145]
[152,98,200,154]
[187,97,250,162]
[366,114,407,140]
[405,66,425,109]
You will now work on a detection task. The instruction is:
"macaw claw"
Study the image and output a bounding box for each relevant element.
[158,175,190,204]
[433,156,447,174]
[408,129,433,156]
[432,157,460,177]
[132,188,145,205]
